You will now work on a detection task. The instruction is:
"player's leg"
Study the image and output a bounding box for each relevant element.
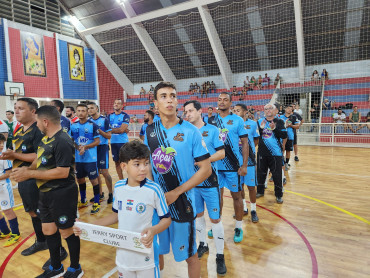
[256,154,269,197]
[0,213,11,239]
[246,166,259,223]
[269,156,283,203]
[136,266,158,278]
[88,163,101,214]
[0,183,20,246]
[240,176,249,214]
[195,188,208,258]
[97,145,113,203]
[76,162,89,208]
[294,133,299,161]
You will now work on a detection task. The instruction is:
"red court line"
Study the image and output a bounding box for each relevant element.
[0,232,35,277]
[224,195,319,278]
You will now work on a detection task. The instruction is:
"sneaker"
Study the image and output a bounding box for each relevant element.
[21,239,48,256]
[77,200,88,209]
[256,193,264,198]
[264,183,268,189]
[197,242,209,258]
[0,232,11,240]
[251,211,259,223]
[276,197,284,204]
[107,193,113,204]
[91,203,100,214]
[284,163,289,171]
[208,229,213,238]
[3,233,21,247]
[294,156,299,161]
[42,247,68,271]
[233,228,243,243]
[283,178,287,185]
[244,208,249,215]
[216,254,227,276]
[89,193,105,203]
[63,265,84,278]
[35,265,65,278]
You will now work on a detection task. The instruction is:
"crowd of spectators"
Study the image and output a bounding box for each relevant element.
[311,69,329,82]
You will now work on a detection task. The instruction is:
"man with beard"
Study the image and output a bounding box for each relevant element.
[65,106,79,123]
[139,110,155,141]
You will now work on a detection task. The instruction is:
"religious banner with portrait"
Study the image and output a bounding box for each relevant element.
[68,43,86,81]
[21,31,46,77]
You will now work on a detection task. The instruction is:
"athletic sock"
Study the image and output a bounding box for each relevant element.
[235,220,242,229]
[0,217,10,234]
[196,215,207,246]
[79,183,87,203]
[250,203,256,212]
[286,158,290,164]
[242,199,248,211]
[93,184,100,204]
[9,217,20,235]
[212,221,224,254]
[45,231,62,270]
[31,216,46,242]
[65,233,80,269]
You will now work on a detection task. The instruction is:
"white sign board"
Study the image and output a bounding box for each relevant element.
[75,222,151,254]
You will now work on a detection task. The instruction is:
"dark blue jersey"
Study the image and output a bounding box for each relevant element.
[257,117,287,156]
[61,115,71,135]
[239,119,259,166]
[140,123,148,137]
[90,116,111,145]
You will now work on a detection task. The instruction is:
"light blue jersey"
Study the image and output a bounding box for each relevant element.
[109,112,130,144]
[70,120,99,163]
[90,115,111,145]
[239,119,259,166]
[279,114,299,140]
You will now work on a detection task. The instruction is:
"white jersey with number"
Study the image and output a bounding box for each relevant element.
[112,178,169,271]
[0,156,13,210]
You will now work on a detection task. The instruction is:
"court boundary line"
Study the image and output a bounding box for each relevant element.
[102,266,118,278]
[289,169,370,179]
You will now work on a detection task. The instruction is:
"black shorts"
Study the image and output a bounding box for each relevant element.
[285,139,294,152]
[111,143,125,162]
[39,184,78,229]
[293,132,297,145]
[18,179,39,213]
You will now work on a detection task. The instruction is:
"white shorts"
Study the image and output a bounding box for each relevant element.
[0,182,15,210]
[117,265,159,278]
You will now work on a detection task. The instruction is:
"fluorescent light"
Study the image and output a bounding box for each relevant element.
[69,16,79,26]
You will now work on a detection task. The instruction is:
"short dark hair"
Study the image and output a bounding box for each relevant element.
[219,92,232,101]
[52,99,64,112]
[0,133,6,142]
[235,103,247,111]
[208,107,213,110]
[36,105,61,124]
[145,110,155,119]
[119,140,150,163]
[154,81,176,100]
[66,106,75,112]
[87,102,99,109]
[76,103,88,110]
[184,100,202,111]
[17,97,38,111]
[6,110,14,114]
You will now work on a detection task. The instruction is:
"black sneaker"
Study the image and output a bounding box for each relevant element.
[35,265,64,278]
[197,242,209,258]
[107,193,113,204]
[251,211,259,223]
[283,178,287,185]
[21,239,48,256]
[294,156,299,161]
[42,247,68,270]
[216,254,227,276]
[256,193,264,198]
[276,197,284,204]
[63,265,84,278]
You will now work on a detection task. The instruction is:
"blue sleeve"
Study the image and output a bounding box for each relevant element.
[92,123,99,138]
[104,118,112,132]
[140,125,145,136]
[238,117,248,138]
[212,127,224,151]
[122,113,130,125]
[252,122,259,138]
[144,132,148,146]
[192,128,210,162]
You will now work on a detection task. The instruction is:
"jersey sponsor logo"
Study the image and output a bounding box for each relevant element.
[227,120,233,125]
[262,128,273,139]
[202,131,209,137]
[41,157,47,165]
[152,146,176,174]
[213,208,218,212]
[21,145,27,152]
[58,215,68,224]
[127,199,134,206]
[219,128,229,143]
[77,136,89,145]
[89,171,97,176]
[245,125,251,129]
[150,132,156,137]
[173,132,184,142]
[179,245,185,251]
[1,200,8,206]
[136,203,146,214]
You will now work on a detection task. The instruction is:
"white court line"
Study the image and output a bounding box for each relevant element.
[290,169,370,179]
[102,267,117,278]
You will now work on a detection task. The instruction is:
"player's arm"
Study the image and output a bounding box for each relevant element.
[83,137,100,150]
[11,166,70,183]
[282,138,287,152]
[0,151,36,162]
[141,217,171,248]
[238,136,249,176]
[254,137,259,147]
[111,123,128,134]
[0,168,11,180]
[98,129,111,139]
[349,113,353,122]
[210,148,225,162]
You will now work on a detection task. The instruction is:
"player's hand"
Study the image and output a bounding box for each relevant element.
[238,165,248,176]
[140,227,154,248]
[72,221,82,237]
[269,121,276,130]
[78,145,86,156]
[0,149,15,160]
[165,190,179,205]
[10,167,31,183]
[260,119,266,129]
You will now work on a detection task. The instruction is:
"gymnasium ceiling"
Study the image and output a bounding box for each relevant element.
[58,0,370,84]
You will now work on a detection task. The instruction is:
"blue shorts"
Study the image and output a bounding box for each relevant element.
[158,220,197,262]
[75,162,99,180]
[218,171,241,193]
[194,187,221,220]
[97,144,109,169]
[111,143,125,162]
[241,166,256,187]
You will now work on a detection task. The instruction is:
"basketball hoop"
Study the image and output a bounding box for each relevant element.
[11,93,18,101]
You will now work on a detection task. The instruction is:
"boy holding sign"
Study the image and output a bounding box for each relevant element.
[74,140,171,278]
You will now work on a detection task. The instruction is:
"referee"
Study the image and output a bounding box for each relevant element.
[11,106,83,278]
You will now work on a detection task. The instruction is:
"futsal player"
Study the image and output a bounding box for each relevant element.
[65,106,79,123]
[51,100,71,134]
[108,99,130,180]
[291,103,303,161]
[139,110,154,141]
[87,102,113,204]
[256,104,287,203]
[144,82,212,278]
[234,104,260,223]
[0,98,48,255]
[70,104,101,214]
[11,105,83,278]
[210,92,249,243]
[183,100,227,276]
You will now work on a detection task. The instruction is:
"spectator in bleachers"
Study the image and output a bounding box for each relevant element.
[189,83,195,94]
[257,75,263,89]
[244,76,251,90]
[356,111,370,132]
[262,73,270,87]
[201,82,207,98]
[311,70,320,81]
[348,106,361,133]
[293,103,303,116]
[240,87,247,100]
[309,101,320,131]
[232,85,239,97]
[194,82,200,94]
[148,89,154,105]
[131,114,138,124]
[210,81,216,93]
[321,69,329,80]
[333,108,347,133]
[139,87,146,98]
[149,85,154,92]
[203,107,215,124]
[274,73,281,86]
[250,76,256,89]
[322,98,335,110]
